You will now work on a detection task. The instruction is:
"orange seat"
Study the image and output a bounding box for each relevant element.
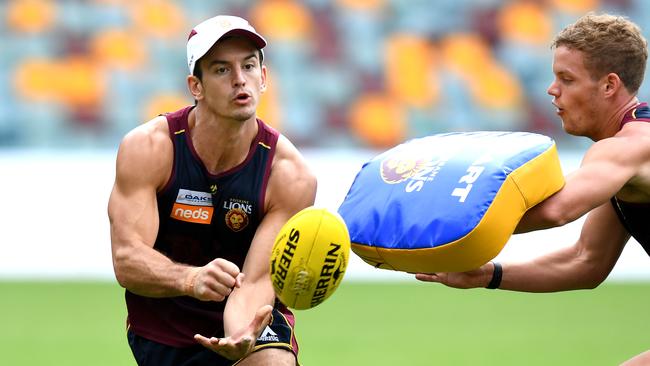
[550,0,599,14]
[349,92,406,148]
[335,0,385,10]
[440,33,522,110]
[13,58,58,102]
[439,33,491,79]
[384,34,440,108]
[144,93,189,122]
[129,0,185,39]
[91,29,147,71]
[250,0,313,41]
[497,0,553,45]
[58,56,106,107]
[6,0,56,33]
[14,57,105,107]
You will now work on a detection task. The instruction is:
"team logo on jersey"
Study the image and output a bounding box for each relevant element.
[380,155,429,184]
[225,208,249,232]
[170,189,214,224]
[224,198,253,232]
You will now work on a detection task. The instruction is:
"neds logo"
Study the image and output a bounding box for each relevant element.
[171,189,214,224]
[171,204,214,224]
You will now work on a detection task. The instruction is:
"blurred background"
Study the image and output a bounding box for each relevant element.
[3,1,650,365]
[4,0,650,152]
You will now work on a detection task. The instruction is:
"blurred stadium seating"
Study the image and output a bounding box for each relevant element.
[1,0,648,150]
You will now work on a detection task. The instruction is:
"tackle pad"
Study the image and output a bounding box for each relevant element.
[338,132,565,273]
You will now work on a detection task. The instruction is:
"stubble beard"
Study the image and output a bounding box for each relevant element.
[561,116,581,137]
[230,107,256,122]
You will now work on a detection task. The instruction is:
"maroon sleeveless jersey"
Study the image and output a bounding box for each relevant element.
[611,102,650,256]
[125,106,292,347]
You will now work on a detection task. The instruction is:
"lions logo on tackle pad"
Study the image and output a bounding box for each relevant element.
[338,132,565,273]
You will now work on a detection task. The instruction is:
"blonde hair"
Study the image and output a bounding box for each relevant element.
[552,13,648,93]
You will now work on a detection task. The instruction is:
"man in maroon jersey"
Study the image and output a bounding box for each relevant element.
[108,15,316,366]
[416,13,650,365]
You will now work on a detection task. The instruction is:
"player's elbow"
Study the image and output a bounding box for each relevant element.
[527,189,590,229]
[112,262,129,289]
[538,203,577,228]
[586,265,611,289]
[547,212,573,228]
[573,254,610,290]
[517,202,575,234]
[111,247,134,289]
[114,274,129,289]
[579,275,607,290]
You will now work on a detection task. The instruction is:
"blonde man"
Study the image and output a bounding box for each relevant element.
[417,13,650,365]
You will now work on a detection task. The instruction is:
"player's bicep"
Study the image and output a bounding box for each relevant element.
[267,145,317,214]
[574,142,636,201]
[528,142,635,227]
[551,164,622,220]
[108,134,165,254]
[108,177,158,252]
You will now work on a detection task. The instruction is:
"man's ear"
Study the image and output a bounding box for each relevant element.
[260,65,267,93]
[187,75,203,100]
[603,72,621,97]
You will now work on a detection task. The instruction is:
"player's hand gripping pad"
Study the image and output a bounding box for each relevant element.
[338,132,565,273]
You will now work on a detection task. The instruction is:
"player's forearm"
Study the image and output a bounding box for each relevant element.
[498,265,581,292]
[497,250,604,292]
[223,279,275,337]
[113,242,193,297]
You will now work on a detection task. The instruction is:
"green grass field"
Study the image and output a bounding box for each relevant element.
[1,280,648,365]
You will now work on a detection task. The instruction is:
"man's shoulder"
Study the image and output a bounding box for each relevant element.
[268,137,316,192]
[122,115,170,147]
[117,115,173,169]
[272,135,312,170]
[616,121,650,143]
[265,143,317,214]
[588,126,650,173]
[115,115,174,190]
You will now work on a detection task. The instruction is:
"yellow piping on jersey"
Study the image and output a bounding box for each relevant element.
[174,129,186,135]
[259,142,271,149]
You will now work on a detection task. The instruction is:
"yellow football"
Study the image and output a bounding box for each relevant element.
[270,207,350,310]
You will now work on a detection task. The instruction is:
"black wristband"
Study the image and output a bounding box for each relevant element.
[486,261,502,289]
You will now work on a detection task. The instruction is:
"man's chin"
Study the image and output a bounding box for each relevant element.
[231,111,256,122]
[562,125,581,137]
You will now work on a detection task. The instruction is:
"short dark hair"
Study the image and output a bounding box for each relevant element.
[552,13,648,93]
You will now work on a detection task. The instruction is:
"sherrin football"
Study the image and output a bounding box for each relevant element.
[270,207,350,310]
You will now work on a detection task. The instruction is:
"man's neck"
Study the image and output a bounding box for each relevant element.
[597,96,639,140]
[188,107,259,175]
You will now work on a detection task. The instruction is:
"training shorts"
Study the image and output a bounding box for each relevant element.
[127,308,298,366]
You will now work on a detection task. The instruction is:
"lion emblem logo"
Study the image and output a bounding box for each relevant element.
[225,208,249,232]
[380,155,428,184]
